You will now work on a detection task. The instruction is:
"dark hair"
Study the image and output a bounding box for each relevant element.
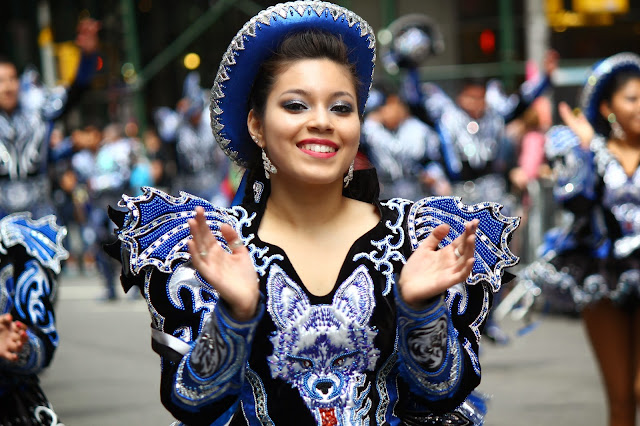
[0,55,16,68]
[371,78,398,100]
[242,30,363,206]
[593,68,640,135]
[248,30,362,119]
[459,77,487,94]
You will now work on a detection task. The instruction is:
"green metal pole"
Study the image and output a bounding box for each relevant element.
[137,0,237,86]
[233,0,263,17]
[338,0,352,10]
[498,0,516,90]
[380,0,396,27]
[121,0,147,134]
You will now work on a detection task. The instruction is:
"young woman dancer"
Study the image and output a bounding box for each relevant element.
[110,2,519,424]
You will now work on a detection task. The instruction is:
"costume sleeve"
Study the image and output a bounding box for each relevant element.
[420,83,455,124]
[487,74,552,123]
[545,126,599,213]
[110,187,258,424]
[42,53,98,122]
[161,292,264,423]
[397,196,519,412]
[399,69,449,127]
[0,213,67,375]
[1,252,58,375]
[154,107,182,143]
[361,119,434,182]
[361,120,410,157]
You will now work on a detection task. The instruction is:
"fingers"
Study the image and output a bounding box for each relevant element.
[220,224,247,254]
[558,101,575,125]
[558,102,594,149]
[0,320,27,362]
[449,256,476,284]
[188,207,215,252]
[0,313,12,326]
[188,207,219,268]
[187,208,247,268]
[420,224,450,251]
[453,219,479,259]
[544,49,559,74]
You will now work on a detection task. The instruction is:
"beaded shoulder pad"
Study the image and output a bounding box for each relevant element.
[407,196,520,293]
[0,213,69,274]
[117,187,246,275]
[545,125,581,159]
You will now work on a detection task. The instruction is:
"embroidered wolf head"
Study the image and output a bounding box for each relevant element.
[267,264,380,418]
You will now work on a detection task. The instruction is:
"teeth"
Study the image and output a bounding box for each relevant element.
[300,144,336,153]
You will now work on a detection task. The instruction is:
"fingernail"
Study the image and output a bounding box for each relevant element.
[15,321,24,327]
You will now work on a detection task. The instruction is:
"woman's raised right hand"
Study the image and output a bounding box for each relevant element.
[187,207,260,322]
[558,101,594,150]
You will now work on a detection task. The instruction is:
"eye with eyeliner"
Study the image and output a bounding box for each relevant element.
[282,100,308,111]
[280,98,354,114]
[331,101,354,114]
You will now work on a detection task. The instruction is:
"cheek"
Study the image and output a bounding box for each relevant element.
[341,119,361,147]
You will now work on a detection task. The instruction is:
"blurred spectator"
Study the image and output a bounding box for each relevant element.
[154,72,230,204]
[360,80,449,200]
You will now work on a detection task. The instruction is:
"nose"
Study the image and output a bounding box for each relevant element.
[307,108,333,133]
[316,381,333,395]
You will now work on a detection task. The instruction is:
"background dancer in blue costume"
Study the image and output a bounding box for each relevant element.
[360,80,449,201]
[522,52,640,426]
[399,46,558,345]
[109,2,519,425]
[0,17,99,425]
[155,71,231,206]
[403,49,559,215]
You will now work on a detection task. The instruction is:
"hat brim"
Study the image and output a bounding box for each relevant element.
[580,52,640,126]
[210,1,376,167]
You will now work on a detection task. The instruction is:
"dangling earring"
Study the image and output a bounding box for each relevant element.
[608,113,626,140]
[261,148,277,179]
[253,181,264,203]
[343,160,354,188]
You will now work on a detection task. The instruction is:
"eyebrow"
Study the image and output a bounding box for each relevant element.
[281,89,355,101]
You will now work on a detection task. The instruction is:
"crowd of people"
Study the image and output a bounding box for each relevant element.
[0,1,638,426]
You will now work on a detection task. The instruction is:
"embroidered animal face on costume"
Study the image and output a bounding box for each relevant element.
[267,264,379,423]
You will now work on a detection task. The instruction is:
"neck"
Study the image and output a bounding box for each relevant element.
[265,177,347,230]
[0,107,14,116]
[612,132,640,148]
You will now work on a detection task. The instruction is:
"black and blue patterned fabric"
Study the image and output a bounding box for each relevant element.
[111,173,519,425]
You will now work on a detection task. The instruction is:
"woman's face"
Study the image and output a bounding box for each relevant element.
[249,58,360,187]
[603,77,640,139]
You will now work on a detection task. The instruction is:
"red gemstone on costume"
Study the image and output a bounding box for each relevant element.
[319,407,338,426]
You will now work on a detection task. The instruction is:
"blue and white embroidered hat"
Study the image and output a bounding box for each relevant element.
[580,52,640,126]
[210,1,376,167]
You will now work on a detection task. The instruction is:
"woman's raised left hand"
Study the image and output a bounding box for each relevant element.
[187,207,260,322]
[398,220,478,309]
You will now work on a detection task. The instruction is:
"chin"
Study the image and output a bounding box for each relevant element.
[288,172,343,187]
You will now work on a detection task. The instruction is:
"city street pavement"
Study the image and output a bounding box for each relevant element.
[41,271,606,426]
